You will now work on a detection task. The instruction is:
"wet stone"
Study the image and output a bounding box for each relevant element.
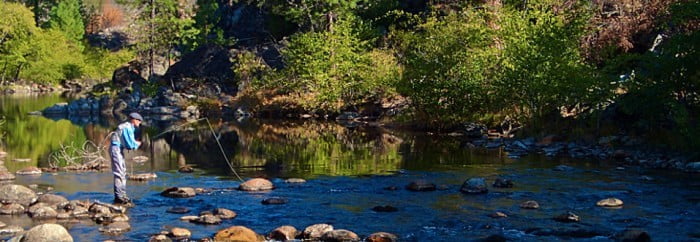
[493,178,514,188]
[128,173,157,181]
[520,200,540,209]
[489,211,508,218]
[372,205,398,212]
[597,198,624,207]
[99,221,131,235]
[166,207,190,214]
[213,208,237,219]
[321,229,360,242]
[192,214,222,225]
[616,229,651,242]
[406,180,436,192]
[15,166,42,175]
[460,178,488,194]
[284,178,306,183]
[238,178,274,191]
[29,206,58,219]
[178,165,194,173]
[554,211,580,223]
[268,225,297,241]
[262,197,288,205]
[0,203,25,215]
[170,227,191,238]
[149,234,172,242]
[214,226,263,241]
[303,224,334,239]
[0,171,15,181]
[366,232,399,242]
[57,212,71,220]
[37,194,68,206]
[160,187,196,198]
[0,184,38,206]
[19,223,73,242]
[0,225,23,236]
[179,215,198,221]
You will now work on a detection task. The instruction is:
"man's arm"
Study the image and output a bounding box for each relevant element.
[122,126,140,150]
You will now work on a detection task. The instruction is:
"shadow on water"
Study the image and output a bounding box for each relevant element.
[1,94,699,241]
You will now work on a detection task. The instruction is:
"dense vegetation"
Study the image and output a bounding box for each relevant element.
[1,0,698,150]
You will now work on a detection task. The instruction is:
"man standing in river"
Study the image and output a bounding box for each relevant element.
[110,112,143,206]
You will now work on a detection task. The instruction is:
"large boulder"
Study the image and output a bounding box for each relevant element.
[321,229,360,242]
[162,44,237,97]
[37,194,68,207]
[366,232,399,242]
[302,224,333,240]
[238,178,274,191]
[268,225,297,241]
[460,178,488,194]
[214,226,264,241]
[161,187,196,198]
[0,184,37,206]
[16,223,73,242]
[112,66,146,88]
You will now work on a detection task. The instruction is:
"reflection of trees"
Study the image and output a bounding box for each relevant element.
[163,120,406,178]
[0,95,87,171]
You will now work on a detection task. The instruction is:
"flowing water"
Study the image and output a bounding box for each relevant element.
[1,93,699,241]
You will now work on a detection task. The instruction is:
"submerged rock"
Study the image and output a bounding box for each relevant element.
[554,211,580,223]
[303,224,334,239]
[406,180,436,192]
[321,229,360,242]
[261,197,288,205]
[493,178,514,188]
[520,200,540,209]
[460,178,488,194]
[489,211,508,218]
[597,198,624,207]
[18,223,73,242]
[161,187,196,198]
[99,221,131,235]
[214,226,263,241]
[615,229,650,242]
[128,173,158,181]
[372,205,398,212]
[192,214,222,225]
[15,166,41,175]
[166,207,190,214]
[238,178,274,191]
[213,208,237,219]
[268,225,297,241]
[366,232,399,242]
[0,184,37,206]
[284,178,306,183]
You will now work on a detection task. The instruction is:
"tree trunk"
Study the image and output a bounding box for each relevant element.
[14,63,24,82]
[149,0,156,79]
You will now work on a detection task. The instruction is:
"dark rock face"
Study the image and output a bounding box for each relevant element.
[112,66,146,89]
[162,44,236,97]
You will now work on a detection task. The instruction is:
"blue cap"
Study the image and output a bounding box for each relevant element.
[129,112,143,121]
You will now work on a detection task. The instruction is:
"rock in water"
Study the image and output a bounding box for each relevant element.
[520,200,540,209]
[0,203,25,215]
[596,198,623,207]
[213,208,237,219]
[37,194,68,206]
[372,205,398,212]
[261,197,288,205]
[192,214,222,225]
[15,166,41,175]
[99,221,131,235]
[178,165,194,173]
[554,211,580,223]
[214,226,264,241]
[18,223,73,242]
[303,224,334,239]
[616,229,651,242]
[238,178,274,191]
[170,227,191,239]
[366,232,399,242]
[268,225,297,241]
[0,184,37,206]
[460,178,488,194]
[128,173,157,181]
[132,156,149,163]
[284,178,306,183]
[0,171,15,181]
[160,187,196,198]
[0,225,24,236]
[321,229,360,242]
[406,180,436,192]
[493,178,514,188]
[166,207,190,214]
[489,211,508,218]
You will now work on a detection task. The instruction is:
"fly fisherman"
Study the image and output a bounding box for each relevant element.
[110,112,143,206]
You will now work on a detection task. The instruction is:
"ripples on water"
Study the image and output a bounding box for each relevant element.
[1,94,699,241]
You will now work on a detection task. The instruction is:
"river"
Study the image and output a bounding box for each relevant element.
[1,93,699,241]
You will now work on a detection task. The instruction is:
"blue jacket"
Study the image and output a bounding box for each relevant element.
[111,122,139,150]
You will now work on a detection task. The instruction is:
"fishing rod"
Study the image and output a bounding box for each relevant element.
[149,118,244,182]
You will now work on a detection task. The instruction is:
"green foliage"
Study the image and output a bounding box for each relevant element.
[268,0,360,31]
[20,29,86,84]
[0,2,39,82]
[48,0,85,47]
[82,47,135,79]
[397,11,500,126]
[259,15,401,112]
[496,2,600,120]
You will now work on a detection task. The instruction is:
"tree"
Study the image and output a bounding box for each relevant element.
[268,0,360,32]
[0,2,40,83]
[48,0,86,45]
